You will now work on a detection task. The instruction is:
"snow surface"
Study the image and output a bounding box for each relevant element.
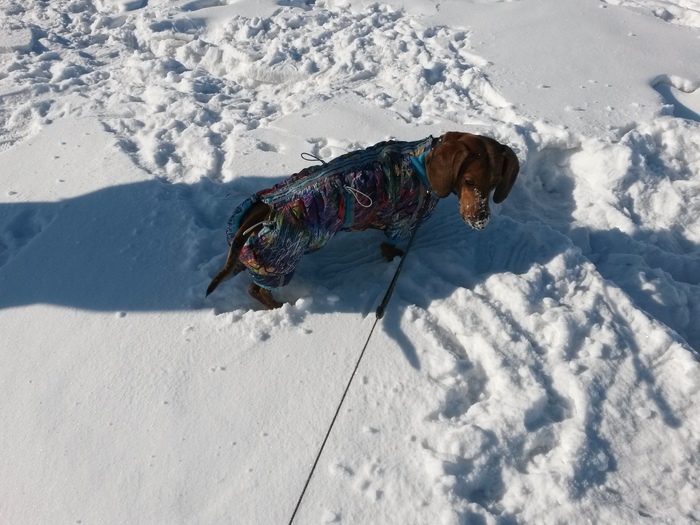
[1,0,699,523]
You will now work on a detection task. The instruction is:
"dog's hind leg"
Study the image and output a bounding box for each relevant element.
[248,283,283,310]
[206,201,271,297]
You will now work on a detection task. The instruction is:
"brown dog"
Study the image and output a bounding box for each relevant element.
[207,132,519,309]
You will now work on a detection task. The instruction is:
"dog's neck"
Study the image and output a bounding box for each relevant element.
[411,150,438,197]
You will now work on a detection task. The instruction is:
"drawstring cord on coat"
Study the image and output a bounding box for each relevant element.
[344,186,373,208]
[301,151,374,208]
[242,220,274,236]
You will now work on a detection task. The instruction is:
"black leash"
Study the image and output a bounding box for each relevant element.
[287,315,380,525]
[287,219,423,525]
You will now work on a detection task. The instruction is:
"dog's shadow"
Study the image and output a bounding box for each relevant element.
[0,177,229,313]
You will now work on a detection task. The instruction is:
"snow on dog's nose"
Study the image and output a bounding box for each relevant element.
[460,188,491,230]
[465,211,490,230]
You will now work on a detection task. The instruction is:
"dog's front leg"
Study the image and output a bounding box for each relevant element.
[248,283,283,310]
[381,242,404,261]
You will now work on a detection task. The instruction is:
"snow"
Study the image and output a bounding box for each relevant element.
[1,0,699,523]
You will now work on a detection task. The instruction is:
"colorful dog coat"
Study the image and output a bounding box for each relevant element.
[227,136,440,289]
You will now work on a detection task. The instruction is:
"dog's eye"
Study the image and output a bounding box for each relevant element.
[464,179,475,187]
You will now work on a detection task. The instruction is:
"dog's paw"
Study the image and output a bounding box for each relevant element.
[248,283,284,310]
[380,242,404,262]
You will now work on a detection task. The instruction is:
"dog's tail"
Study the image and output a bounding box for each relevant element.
[205,236,246,297]
[206,200,271,297]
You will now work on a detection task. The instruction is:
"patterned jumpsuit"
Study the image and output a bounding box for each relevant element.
[226,136,439,289]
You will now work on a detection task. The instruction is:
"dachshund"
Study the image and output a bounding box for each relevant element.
[206,132,519,309]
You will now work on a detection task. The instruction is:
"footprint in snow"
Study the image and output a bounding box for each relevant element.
[0,208,52,268]
[412,309,491,420]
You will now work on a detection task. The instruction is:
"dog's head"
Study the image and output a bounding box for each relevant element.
[426,132,519,230]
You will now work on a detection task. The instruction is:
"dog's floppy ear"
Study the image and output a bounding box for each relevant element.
[493,145,519,203]
[426,141,470,198]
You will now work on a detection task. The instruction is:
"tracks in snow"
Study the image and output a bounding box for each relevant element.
[1,0,513,183]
